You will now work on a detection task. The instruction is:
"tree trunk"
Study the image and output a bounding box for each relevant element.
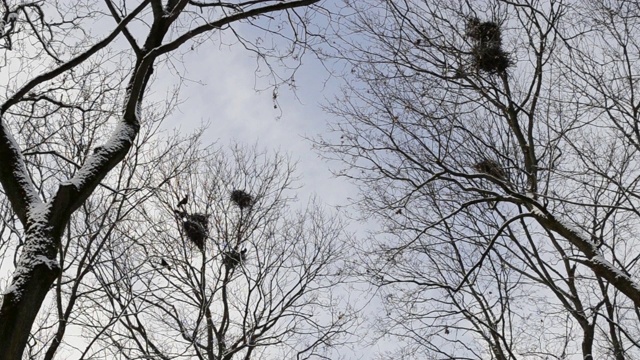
[581,322,595,360]
[0,228,60,360]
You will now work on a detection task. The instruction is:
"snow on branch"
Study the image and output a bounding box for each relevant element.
[527,196,640,307]
[0,121,42,224]
[64,122,137,189]
[54,121,139,220]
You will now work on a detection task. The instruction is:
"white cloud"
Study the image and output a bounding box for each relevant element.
[160,37,356,209]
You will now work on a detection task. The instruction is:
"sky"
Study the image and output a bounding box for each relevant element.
[0,3,383,358]
[147,11,381,359]
[159,25,356,212]
[4,2,634,358]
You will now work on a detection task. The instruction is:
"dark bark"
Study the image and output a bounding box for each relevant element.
[534,212,640,308]
[0,224,60,360]
[0,0,322,357]
[0,263,59,359]
[581,322,596,360]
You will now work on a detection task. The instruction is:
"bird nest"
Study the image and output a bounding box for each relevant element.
[466,18,511,74]
[230,189,253,209]
[466,18,502,45]
[222,249,247,269]
[182,213,209,251]
[471,45,511,74]
[474,159,507,181]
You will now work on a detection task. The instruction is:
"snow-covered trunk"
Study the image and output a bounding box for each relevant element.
[0,222,60,360]
[0,27,163,360]
[0,75,147,359]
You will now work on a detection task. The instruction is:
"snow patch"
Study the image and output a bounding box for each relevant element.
[69,121,137,189]
[523,192,594,245]
[591,255,628,279]
[529,206,545,217]
[1,278,23,303]
[523,192,546,217]
[103,122,136,152]
[2,282,17,295]
[1,121,42,205]
[33,255,59,270]
[27,202,51,225]
[554,214,594,245]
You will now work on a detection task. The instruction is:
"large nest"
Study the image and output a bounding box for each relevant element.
[222,248,247,269]
[230,189,253,209]
[466,18,502,45]
[182,213,209,251]
[466,18,510,74]
[474,159,507,181]
[471,45,511,74]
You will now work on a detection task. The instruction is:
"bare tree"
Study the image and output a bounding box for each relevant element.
[24,123,204,359]
[72,143,353,359]
[320,0,640,359]
[0,0,327,358]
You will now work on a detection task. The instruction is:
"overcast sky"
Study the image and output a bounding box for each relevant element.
[152,17,381,359]
[158,27,356,211]
[0,3,380,359]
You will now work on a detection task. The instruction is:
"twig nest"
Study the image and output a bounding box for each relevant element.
[466,18,501,45]
[474,159,507,181]
[230,189,253,209]
[188,213,209,229]
[466,18,511,74]
[182,213,209,251]
[222,248,247,269]
[471,45,511,74]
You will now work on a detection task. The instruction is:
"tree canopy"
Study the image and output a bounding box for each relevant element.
[319,0,640,358]
[9,0,640,359]
[0,1,340,359]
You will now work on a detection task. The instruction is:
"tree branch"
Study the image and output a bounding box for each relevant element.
[0,122,41,224]
[0,0,150,115]
[150,0,320,57]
